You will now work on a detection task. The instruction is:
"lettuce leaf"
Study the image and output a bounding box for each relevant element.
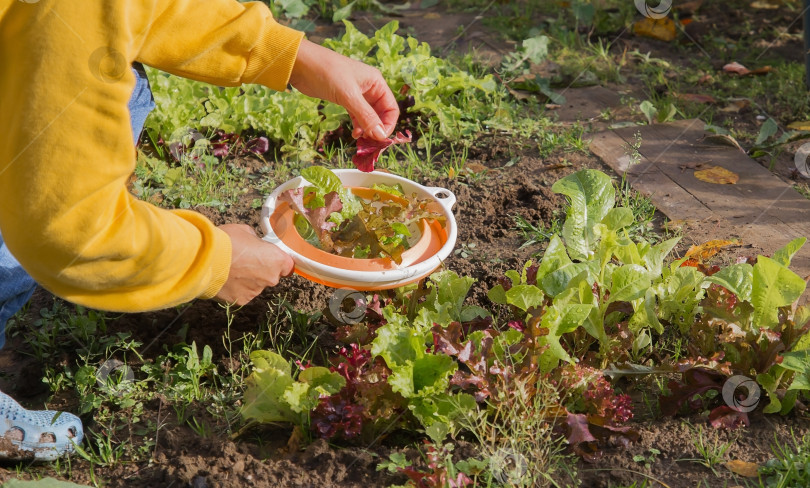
[278,187,343,252]
[285,166,443,262]
[301,166,361,226]
[352,130,412,172]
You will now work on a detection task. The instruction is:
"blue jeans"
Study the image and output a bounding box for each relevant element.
[0,64,154,348]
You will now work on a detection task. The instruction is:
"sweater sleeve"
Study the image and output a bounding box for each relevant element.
[136,0,304,90]
[0,0,300,312]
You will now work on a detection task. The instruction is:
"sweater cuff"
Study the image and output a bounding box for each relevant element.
[200,226,233,299]
[242,20,304,91]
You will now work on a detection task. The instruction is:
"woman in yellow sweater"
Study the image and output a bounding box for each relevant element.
[0,0,399,460]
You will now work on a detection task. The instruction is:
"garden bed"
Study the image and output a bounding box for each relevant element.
[3,1,810,487]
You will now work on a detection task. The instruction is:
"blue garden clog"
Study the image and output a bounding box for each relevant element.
[0,391,83,461]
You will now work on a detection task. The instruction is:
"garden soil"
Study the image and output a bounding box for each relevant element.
[3,2,810,487]
[3,128,806,488]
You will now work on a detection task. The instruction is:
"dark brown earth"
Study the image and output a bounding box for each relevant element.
[3,1,810,487]
[0,129,587,488]
[2,124,801,488]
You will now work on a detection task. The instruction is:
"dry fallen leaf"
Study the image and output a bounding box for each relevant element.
[788,120,810,131]
[541,404,569,420]
[664,219,692,232]
[694,166,740,184]
[678,162,709,172]
[675,0,704,13]
[466,162,488,173]
[507,87,532,102]
[698,134,746,153]
[633,17,677,42]
[541,163,572,171]
[724,459,760,477]
[685,239,740,261]
[424,12,441,19]
[675,93,716,104]
[748,66,774,75]
[723,62,773,76]
[285,425,305,453]
[751,0,780,8]
[723,62,750,75]
[720,99,751,113]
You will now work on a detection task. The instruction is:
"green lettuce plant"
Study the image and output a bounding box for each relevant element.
[143,21,505,161]
[241,350,345,427]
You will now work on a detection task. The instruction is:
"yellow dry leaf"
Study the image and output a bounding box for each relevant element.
[720,99,751,113]
[724,459,760,477]
[685,239,739,261]
[664,219,690,232]
[788,120,810,131]
[751,0,780,8]
[466,162,488,173]
[698,134,745,152]
[447,166,456,179]
[633,17,677,42]
[694,166,739,184]
[285,425,305,453]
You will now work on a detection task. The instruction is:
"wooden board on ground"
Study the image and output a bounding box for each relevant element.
[552,85,622,124]
[590,118,810,282]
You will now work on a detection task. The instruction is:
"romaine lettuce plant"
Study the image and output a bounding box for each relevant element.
[144,21,504,161]
[240,167,810,463]
[241,350,345,428]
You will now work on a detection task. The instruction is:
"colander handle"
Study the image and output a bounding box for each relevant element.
[425,187,456,210]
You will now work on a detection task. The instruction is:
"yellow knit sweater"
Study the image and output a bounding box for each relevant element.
[0,0,303,311]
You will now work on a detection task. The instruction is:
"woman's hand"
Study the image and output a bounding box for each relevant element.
[288,39,399,141]
[215,224,294,305]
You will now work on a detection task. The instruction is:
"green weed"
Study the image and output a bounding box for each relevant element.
[133,149,248,211]
[759,431,810,488]
[678,422,736,476]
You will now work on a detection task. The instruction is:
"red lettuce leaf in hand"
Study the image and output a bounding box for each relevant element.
[278,188,343,251]
[352,130,412,172]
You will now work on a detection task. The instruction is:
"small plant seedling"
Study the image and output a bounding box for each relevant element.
[677,423,735,476]
[759,431,810,487]
[376,452,411,473]
[454,242,477,259]
[513,213,562,250]
[633,448,661,470]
